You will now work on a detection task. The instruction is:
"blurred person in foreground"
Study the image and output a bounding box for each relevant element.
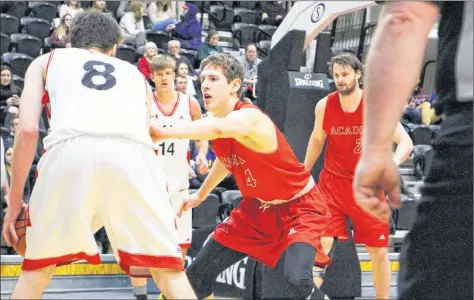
[353,2,472,299]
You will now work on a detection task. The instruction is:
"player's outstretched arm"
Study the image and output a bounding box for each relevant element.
[392,122,414,166]
[151,107,262,141]
[304,98,327,172]
[195,159,229,201]
[177,159,229,217]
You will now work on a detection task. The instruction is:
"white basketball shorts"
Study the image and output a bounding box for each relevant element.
[169,189,192,248]
[22,136,183,276]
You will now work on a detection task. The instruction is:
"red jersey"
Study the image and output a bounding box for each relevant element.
[322,91,363,179]
[211,101,312,202]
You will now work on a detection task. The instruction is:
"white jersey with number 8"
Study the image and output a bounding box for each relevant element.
[42,48,153,151]
[150,92,192,192]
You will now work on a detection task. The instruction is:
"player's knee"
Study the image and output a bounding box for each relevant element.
[18,265,55,292]
[367,246,389,262]
[186,262,213,299]
[284,267,324,299]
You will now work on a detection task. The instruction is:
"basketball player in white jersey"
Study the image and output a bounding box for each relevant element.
[1,12,196,299]
[151,54,209,254]
[128,54,209,300]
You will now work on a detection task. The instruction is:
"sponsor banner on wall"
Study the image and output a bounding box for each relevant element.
[288,72,329,90]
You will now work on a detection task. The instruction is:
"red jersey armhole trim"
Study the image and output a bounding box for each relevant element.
[155,91,180,117]
[41,49,55,119]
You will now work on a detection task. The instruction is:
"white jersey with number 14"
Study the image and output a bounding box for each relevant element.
[150,92,192,192]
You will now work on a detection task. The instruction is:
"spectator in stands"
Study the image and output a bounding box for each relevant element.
[198,30,223,61]
[59,1,83,19]
[174,73,188,94]
[166,2,202,51]
[176,62,197,96]
[50,14,72,48]
[175,73,205,112]
[3,145,31,203]
[116,0,148,21]
[89,1,113,17]
[7,116,18,137]
[260,1,286,26]
[0,66,21,126]
[149,0,179,32]
[119,1,147,47]
[239,44,261,100]
[138,42,158,79]
[403,79,430,124]
[418,92,442,125]
[0,135,11,255]
[167,40,195,75]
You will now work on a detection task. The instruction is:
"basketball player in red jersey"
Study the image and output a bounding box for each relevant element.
[304,52,414,299]
[150,53,331,299]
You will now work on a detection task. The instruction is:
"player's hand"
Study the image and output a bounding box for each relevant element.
[2,198,24,247]
[195,154,209,175]
[177,193,204,218]
[353,153,401,221]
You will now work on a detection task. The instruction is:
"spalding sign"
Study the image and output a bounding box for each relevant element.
[289,72,329,90]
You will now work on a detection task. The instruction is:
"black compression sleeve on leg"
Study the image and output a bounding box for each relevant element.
[284,242,327,300]
[186,238,247,299]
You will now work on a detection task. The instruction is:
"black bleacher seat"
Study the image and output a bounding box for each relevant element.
[105,1,121,18]
[0,14,20,36]
[10,33,43,58]
[12,75,24,90]
[192,193,220,228]
[429,124,441,138]
[136,45,145,57]
[411,126,434,145]
[21,17,52,40]
[179,48,198,69]
[257,40,271,56]
[116,44,137,64]
[142,15,152,30]
[238,1,259,10]
[80,1,93,10]
[221,190,243,209]
[256,24,277,42]
[43,36,52,53]
[1,1,28,21]
[209,5,234,31]
[0,33,11,54]
[413,144,434,180]
[219,190,243,220]
[27,2,57,23]
[192,1,211,13]
[232,23,257,48]
[2,52,33,78]
[146,31,170,50]
[233,7,260,25]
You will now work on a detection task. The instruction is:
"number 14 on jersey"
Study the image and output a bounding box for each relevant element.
[158,142,175,156]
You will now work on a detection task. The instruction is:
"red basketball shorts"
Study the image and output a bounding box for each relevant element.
[319,169,389,248]
[212,186,332,268]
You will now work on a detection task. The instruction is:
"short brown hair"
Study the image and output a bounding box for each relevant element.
[329,52,363,75]
[150,54,176,73]
[200,53,244,96]
[70,11,122,51]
